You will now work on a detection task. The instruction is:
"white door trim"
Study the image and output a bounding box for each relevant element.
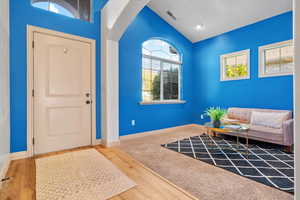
[27,25,97,157]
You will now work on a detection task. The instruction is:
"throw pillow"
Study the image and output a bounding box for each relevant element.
[250,111,289,129]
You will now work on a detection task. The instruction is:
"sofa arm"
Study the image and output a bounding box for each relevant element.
[282,119,294,146]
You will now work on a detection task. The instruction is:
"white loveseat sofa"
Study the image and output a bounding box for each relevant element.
[224,107,294,150]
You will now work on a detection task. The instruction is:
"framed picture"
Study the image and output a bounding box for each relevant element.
[259,40,294,78]
[220,49,250,81]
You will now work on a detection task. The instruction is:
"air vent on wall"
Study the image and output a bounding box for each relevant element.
[166,10,177,21]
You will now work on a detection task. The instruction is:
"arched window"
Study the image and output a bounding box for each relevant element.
[32,0,91,22]
[142,39,182,102]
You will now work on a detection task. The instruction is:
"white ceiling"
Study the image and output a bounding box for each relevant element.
[148,0,293,43]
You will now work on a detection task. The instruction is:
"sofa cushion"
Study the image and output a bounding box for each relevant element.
[227,107,292,124]
[227,108,251,123]
[251,108,293,120]
[249,125,283,141]
[251,111,289,129]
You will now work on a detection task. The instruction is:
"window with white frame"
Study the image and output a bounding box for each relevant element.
[142,39,182,102]
[32,0,92,22]
[220,49,250,81]
[259,40,294,78]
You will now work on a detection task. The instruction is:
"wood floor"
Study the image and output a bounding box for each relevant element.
[0,146,198,200]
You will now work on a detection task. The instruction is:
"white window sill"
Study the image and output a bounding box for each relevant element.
[140,100,186,105]
[259,72,294,78]
[221,76,250,82]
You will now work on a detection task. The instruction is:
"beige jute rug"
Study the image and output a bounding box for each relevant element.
[36,149,136,200]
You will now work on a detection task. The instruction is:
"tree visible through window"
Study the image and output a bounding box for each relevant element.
[220,49,250,81]
[142,39,181,102]
[32,0,91,22]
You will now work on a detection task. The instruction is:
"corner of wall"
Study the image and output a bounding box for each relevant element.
[0,0,11,183]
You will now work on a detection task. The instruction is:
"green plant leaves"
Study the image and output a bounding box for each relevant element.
[204,107,227,121]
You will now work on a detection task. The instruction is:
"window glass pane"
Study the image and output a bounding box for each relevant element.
[79,0,91,21]
[142,39,181,102]
[236,55,248,77]
[280,45,294,73]
[32,0,91,22]
[236,54,247,65]
[169,46,180,61]
[151,50,171,60]
[142,58,152,101]
[142,39,180,62]
[163,63,172,100]
[225,56,236,66]
[151,60,161,101]
[222,50,249,80]
[62,0,78,9]
[143,40,161,52]
[142,58,161,101]
[32,1,49,10]
[49,1,76,18]
[163,63,179,100]
[171,64,179,99]
[265,48,281,74]
[142,47,151,56]
[261,41,294,77]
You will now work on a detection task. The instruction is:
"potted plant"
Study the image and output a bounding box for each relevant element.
[204,107,227,128]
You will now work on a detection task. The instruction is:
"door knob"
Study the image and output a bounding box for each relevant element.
[86,100,91,104]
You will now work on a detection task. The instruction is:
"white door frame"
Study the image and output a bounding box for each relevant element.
[27,25,97,156]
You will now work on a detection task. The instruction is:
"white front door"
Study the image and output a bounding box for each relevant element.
[33,32,92,155]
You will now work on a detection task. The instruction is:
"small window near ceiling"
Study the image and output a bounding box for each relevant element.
[259,40,294,78]
[32,0,92,22]
[142,39,182,103]
[220,49,250,81]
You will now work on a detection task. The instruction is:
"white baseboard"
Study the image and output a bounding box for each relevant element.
[191,123,205,129]
[0,154,11,188]
[10,151,30,160]
[120,124,202,141]
[8,124,204,160]
[94,139,102,145]
[101,140,120,147]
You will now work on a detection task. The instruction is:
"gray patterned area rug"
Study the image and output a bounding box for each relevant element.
[162,134,294,194]
[36,149,136,200]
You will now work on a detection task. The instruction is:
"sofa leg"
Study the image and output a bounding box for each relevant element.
[284,146,293,153]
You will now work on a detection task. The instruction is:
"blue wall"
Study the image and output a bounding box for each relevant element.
[192,11,294,124]
[9,0,107,153]
[9,1,293,152]
[119,7,195,136]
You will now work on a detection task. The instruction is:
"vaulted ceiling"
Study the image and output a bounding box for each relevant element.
[148,0,293,43]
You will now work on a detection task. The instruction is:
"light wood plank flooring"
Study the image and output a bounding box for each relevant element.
[0,146,198,200]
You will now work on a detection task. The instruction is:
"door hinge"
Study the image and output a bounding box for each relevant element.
[32,89,34,97]
[32,41,35,48]
[32,137,35,145]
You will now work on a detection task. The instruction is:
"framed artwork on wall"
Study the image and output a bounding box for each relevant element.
[220,49,250,81]
[259,40,294,78]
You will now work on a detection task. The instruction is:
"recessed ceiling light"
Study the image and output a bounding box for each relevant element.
[196,24,205,31]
